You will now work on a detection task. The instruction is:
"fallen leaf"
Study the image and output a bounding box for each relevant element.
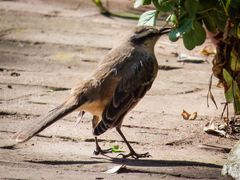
[104,164,126,174]
[111,144,125,153]
[204,119,226,137]
[200,45,216,56]
[178,54,205,63]
[198,144,231,153]
[181,110,190,120]
[189,112,197,120]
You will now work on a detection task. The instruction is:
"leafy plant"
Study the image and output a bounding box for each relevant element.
[136,0,240,115]
[136,0,228,50]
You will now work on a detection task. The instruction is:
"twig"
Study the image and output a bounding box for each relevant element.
[199,144,231,153]
[207,73,218,109]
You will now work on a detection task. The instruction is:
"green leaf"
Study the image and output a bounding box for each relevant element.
[168,18,193,44]
[234,99,240,115]
[193,20,206,46]
[183,29,196,50]
[111,145,125,153]
[182,20,206,50]
[170,13,177,24]
[223,68,233,86]
[203,15,216,33]
[166,13,177,25]
[233,81,240,114]
[152,0,176,12]
[168,29,180,42]
[138,10,158,26]
[224,78,240,114]
[209,10,227,32]
[178,18,193,34]
[226,81,240,113]
[184,0,199,17]
[134,0,152,8]
[226,0,231,13]
[233,81,240,99]
[143,0,152,5]
[219,0,229,16]
[222,69,234,103]
[111,148,125,153]
[230,50,240,71]
[225,84,234,102]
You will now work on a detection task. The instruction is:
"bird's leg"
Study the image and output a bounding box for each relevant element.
[93,137,112,155]
[116,127,151,159]
[92,116,111,155]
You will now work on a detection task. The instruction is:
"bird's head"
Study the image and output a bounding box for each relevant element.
[129,26,171,50]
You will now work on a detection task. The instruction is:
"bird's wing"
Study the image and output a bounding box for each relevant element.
[93,49,157,135]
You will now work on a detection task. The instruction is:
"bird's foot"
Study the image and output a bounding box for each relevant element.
[118,151,151,159]
[94,147,112,156]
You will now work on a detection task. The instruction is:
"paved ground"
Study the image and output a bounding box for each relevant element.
[0,0,238,179]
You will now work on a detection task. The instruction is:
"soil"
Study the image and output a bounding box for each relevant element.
[0,0,238,179]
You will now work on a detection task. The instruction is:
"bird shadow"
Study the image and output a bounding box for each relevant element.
[26,155,222,169]
[25,159,106,165]
[112,158,222,168]
[97,156,222,169]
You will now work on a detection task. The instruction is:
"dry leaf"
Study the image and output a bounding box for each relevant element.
[178,54,205,63]
[104,164,126,174]
[181,110,190,120]
[199,144,231,153]
[189,112,198,120]
[204,119,226,137]
[200,45,216,56]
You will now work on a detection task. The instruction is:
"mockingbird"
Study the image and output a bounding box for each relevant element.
[13,26,170,159]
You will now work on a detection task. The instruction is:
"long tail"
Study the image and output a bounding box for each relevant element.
[12,95,84,143]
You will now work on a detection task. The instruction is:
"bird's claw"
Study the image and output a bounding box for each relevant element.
[117,151,151,159]
[94,147,112,156]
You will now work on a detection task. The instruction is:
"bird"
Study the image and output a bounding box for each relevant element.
[12,26,171,159]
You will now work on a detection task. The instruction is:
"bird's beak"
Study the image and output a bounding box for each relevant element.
[158,27,171,36]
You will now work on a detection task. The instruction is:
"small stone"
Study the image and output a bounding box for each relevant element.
[7,85,12,89]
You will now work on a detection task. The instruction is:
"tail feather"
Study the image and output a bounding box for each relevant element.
[13,97,82,143]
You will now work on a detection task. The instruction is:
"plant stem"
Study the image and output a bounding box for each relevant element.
[219,0,229,16]
[92,0,140,20]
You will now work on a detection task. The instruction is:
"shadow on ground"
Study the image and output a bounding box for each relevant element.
[26,157,222,168]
